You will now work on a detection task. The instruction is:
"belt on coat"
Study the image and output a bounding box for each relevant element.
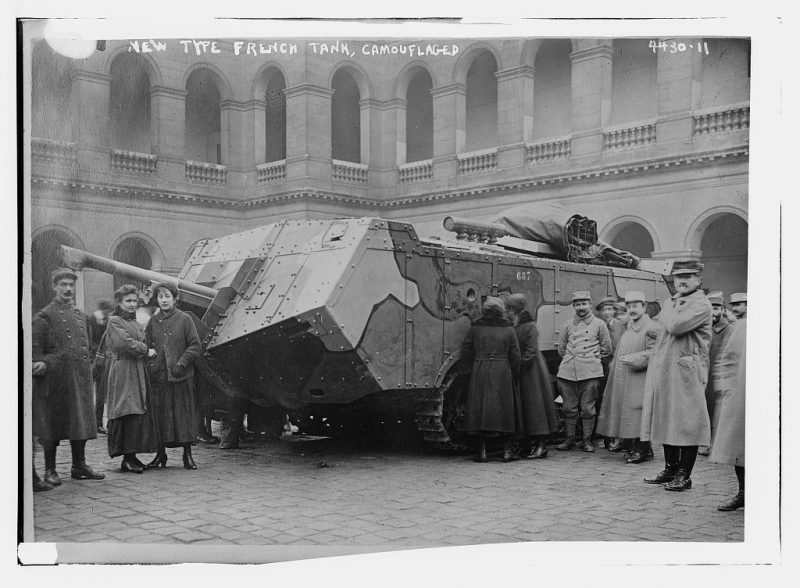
[474,353,509,361]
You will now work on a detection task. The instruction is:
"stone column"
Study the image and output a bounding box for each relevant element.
[251,97,267,165]
[656,37,702,151]
[391,98,407,166]
[70,70,111,171]
[150,85,186,183]
[495,65,534,169]
[220,99,251,191]
[569,41,613,159]
[283,83,333,181]
[431,83,465,180]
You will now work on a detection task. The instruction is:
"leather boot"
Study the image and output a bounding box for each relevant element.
[121,454,144,474]
[33,467,54,492]
[644,465,678,484]
[608,438,624,453]
[182,444,197,470]
[718,490,744,511]
[664,468,692,491]
[43,444,61,486]
[627,440,649,464]
[527,443,548,459]
[70,441,105,480]
[145,449,168,469]
[502,441,518,462]
[557,419,576,450]
[473,437,488,463]
[581,437,595,453]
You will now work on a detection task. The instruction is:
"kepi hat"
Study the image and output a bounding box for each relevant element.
[671,259,704,276]
[482,296,506,316]
[730,292,747,304]
[595,296,616,311]
[50,267,78,284]
[707,291,724,306]
[571,290,591,303]
[623,291,647,304]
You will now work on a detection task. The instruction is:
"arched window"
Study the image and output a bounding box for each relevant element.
[533,40,572,141]
[264,71,287,163]
[185,69,222,164]
[608,222,655,258]
[699,214,748,296]
[331,69,361,163]
[112,237,153,291]
[31,41,75,142]
[465,51,498,151]
[405,69,433,163]
[109,53,152,153]
[610,39,657,124]
[31,229,77,311]
[700,39,751,109]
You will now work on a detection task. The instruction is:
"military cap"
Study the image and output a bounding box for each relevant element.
[595,296,616,311]
[482,296,506,315]
[50,267,78,284]
[613,302,627,312]
[707,291,724,306]
[571,291,591,303]
[671,259,704,276]
[623,291,647,303]
[730,292,747,304]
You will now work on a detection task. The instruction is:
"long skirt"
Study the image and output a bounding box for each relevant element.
[151,379,197,447]
[107,410,161,458]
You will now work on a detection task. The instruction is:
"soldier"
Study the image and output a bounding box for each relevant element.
[641,260,712,491]
[698,291,734,456]
[595,295,626,450]
[596,291,662,464]
[555,291,612,453]
[710,315,746,511]
[89,299,114,434]
[729,292,747,320]
[32,268,106,486]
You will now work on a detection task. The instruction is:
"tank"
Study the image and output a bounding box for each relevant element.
[62,216,673,447]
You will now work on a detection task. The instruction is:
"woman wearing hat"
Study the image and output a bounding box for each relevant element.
[504,293,557,459]
[460,296,521,462]
[104,284,162,473]
[144,282,202,470]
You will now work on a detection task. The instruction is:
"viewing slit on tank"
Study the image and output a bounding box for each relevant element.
[61,214,673,449]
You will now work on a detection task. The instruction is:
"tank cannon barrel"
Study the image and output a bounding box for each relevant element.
[60,245,218,305]
[442,216,513,244]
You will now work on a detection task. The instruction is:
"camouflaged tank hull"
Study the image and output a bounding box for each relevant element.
[177,217,671,440]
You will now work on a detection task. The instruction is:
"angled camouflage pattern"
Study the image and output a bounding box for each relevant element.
[174,218,671,411]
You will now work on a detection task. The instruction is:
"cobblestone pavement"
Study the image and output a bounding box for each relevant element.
[31,430,743,550]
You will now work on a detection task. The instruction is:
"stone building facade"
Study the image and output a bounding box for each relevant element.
[28,36,749,311]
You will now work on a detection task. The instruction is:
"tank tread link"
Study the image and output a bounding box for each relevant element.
[62,216,673,449]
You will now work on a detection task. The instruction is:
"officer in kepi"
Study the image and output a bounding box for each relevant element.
[32,268,105,487]
[729,292,747,320]
[641,260,712,491]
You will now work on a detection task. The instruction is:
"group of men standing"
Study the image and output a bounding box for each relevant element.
[554,259,747,510]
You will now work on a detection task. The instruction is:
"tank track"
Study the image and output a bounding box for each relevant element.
[414,372,469,451]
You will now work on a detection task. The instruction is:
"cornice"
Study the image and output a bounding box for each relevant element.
[70,70,111,85]
[569,45,614,64]
[283,84,334,100]
[31,145,748,213]
[430,83,466,98]
[495,65,535,82]
[150,85,187,99]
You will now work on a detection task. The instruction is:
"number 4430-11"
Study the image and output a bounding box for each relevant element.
[649,40,709,55]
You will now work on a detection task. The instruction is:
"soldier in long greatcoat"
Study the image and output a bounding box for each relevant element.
[504,293,557,459]
[710,318,746,511]
[698,291,734,456]
[461,296,521,463]
[641,260,712,492]
[596,291,662,464]
[32,268,105,486]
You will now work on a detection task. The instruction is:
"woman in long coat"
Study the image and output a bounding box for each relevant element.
[504,294,557,459]
[710,319,746,510]
[596,292,662,463]
[145,282,202,470]
[460,296,521,462]
[105,284,161,473]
